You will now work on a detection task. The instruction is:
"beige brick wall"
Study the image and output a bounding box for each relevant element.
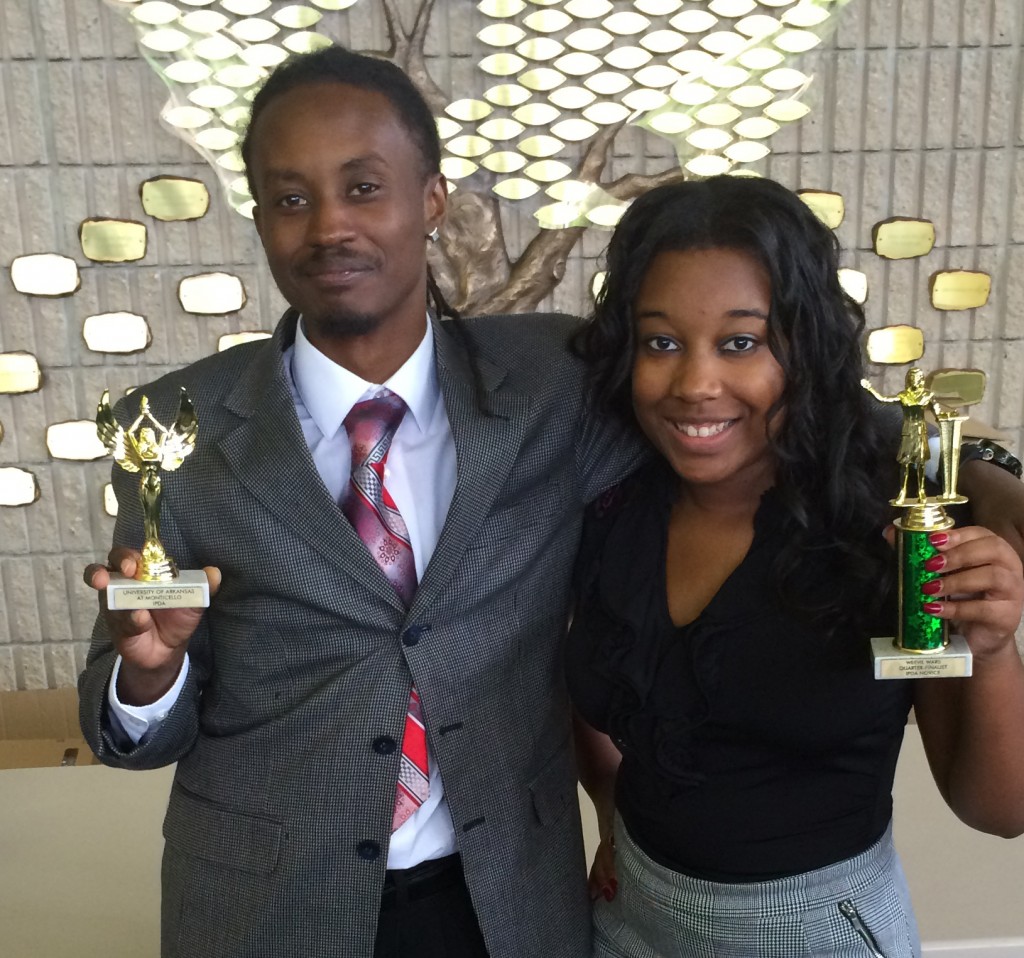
[0,0,1021,687]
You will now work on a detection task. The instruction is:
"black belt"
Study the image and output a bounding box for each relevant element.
[380,853,464,910]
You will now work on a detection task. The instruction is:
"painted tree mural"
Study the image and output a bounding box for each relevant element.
[105,0,852,311]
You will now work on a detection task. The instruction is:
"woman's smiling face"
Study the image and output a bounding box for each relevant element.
[631,246,785,494]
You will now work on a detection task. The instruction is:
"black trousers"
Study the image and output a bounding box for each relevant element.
[374,854,489,958]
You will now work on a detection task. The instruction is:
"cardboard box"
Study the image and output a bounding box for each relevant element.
[0,687,101,770]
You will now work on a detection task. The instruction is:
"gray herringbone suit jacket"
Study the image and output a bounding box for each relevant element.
[79,310,642,958]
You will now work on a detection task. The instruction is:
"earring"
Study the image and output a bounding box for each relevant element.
[427,227,440,243]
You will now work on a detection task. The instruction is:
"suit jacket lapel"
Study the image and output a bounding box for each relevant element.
[411,317,533,616]
[216,309,406,614]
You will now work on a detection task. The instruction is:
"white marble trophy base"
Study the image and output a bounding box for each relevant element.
[871,633,972,680]
[106,569,210,611]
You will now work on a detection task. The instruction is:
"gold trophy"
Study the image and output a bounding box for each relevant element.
[861,326,985,679]
[96,388,210,611]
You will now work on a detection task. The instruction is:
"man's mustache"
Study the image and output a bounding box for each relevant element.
[303,248,377,273]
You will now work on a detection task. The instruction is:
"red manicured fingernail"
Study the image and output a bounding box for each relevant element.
[924,556,945,572]
[928,532,949,547]
[923,602,943,615]
[602,886,615,901]
[921,580,942,596]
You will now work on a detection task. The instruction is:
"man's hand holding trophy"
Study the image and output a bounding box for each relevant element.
[95,387,210,611]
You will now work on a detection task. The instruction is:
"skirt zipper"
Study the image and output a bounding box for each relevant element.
[838,899,888,958]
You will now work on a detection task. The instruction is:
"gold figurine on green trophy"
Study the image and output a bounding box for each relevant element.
[861,325,986,679]
[95,387,210,610]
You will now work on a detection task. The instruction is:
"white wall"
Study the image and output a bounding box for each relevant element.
[0,721,1021,957]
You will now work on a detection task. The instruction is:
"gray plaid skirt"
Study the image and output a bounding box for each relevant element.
[593,814,921,958]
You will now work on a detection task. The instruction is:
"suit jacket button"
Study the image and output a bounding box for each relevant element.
[403,624,429,647]
[357,840,380,861]
[373,735,397,755]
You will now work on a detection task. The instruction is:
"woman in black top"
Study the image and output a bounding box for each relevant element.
[568,176,1024,957]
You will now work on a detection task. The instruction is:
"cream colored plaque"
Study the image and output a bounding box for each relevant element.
[218,331,272,352]
[0,467,40,507]
[83,313,152,354]
[10,254,80,296]
[178,272,247,315]
[46,421,108,460]
[0,353,43,394]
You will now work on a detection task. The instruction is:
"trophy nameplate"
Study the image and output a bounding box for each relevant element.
[96,388,210,611]
[870,634,972,679]
[106,569,210,611]
[863,330,986,680]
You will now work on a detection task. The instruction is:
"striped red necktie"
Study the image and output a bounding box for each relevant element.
[342,390,429,831]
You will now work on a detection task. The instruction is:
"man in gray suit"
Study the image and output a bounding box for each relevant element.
[80,46,639,958]
[81,43,1024,958]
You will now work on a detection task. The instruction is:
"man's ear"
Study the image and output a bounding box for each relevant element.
[424,173,448,234]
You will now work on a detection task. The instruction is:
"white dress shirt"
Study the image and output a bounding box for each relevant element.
[107,317,459,868]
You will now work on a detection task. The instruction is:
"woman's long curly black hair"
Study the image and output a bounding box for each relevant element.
[574,175,895,628]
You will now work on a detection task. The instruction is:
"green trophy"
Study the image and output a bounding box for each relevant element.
[862,327,986,680]
[96,388,210,611]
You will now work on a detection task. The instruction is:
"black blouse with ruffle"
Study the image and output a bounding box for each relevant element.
[566,461,914,881]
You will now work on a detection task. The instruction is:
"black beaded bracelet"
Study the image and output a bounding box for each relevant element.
[960,439,1023,480]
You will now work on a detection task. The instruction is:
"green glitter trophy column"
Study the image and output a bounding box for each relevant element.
[861,327,986,680]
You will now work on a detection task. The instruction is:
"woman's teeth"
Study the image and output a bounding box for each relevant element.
[675,421,731,438]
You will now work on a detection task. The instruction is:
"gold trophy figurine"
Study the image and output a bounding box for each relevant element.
[96,388,210,611]
[861,368,944,507]
[861,327,986,679]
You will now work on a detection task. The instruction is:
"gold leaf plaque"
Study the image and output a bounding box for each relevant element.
[797,189,844,229]
[929,270,991,311]
[484,83,532,107]
[478,0,527,14]
[446,99,493,122]
[10,253,81,296]
[725,141,769,163]
[493,178,540,200]
[685,155,731,176]
[478,118,524,141]
[866,325,924,365]
[763,99,810,121]
[523,160,572,182]
[80,219,148,263]
[272,4,322,29]
[0,352,43,393]
[927,368,987,407]
[482,151,527,173]
[446,135,492,158]
[872,218,936,260]
[535,202,586,230]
